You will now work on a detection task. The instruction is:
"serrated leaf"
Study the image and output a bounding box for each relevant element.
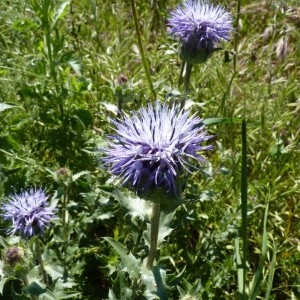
[44,264,64,280]
[72,171,89,182]
[27,266,40,281]
[139,266,167,299]
[114,190,152,220]
[109,272,132,300]
[103,237,140,280]
[145,211,175,247]
[140,268,156,292]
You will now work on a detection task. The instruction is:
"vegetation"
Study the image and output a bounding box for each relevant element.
[0,0,299,299]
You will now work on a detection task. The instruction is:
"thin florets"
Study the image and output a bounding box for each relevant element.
[1,188,56,238]
[168,0,233,63]
[103,102,213,194]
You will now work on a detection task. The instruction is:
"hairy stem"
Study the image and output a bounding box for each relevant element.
[147,201,161,269]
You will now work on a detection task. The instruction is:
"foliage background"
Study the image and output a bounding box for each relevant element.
[0,0,299,298]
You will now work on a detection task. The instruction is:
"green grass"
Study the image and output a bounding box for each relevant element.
[0,0,299,299]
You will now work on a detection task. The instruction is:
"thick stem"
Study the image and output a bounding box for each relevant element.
[35,238,47,284]
[146,201,161,269]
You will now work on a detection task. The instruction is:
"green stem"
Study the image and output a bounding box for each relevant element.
[35,238,47,284]
[179,62,193,110]
[178,61,185,87]
[130,0,156,99]
[147,201,161,269]
[183,62,192,94]
[62,185,69,280]
[241,119,248,296]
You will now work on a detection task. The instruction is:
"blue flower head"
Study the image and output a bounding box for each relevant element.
[103,102,213,194]
[1,188,56,239]
[168,0,233,63]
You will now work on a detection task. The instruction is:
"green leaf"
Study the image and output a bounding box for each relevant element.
[23,281,46,296]
[72,171,90,182]
[0,276,16,295]
[103,237,140,281]
[152,267,167,300]
[39,290,56,300]
[203,117,242,126]
[52,0,71,29]
[11,281,30,300]
[114,190,152,220]
[44,264,64,280]
[145,211,175,247]
[109,272,132,300]
[0,236,10,249]
[40,291,82,300]
[12,19,38,31]
[264,242,277,300]
[249,203,269,299]
[0,103,19,112]
[68,60,82,76]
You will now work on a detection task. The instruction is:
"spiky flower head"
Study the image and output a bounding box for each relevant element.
[103,102,213,194]
[1,188,56,239]
[168,0,233,64]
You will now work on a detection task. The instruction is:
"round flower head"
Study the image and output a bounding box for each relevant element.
[1,188,56,239]
[103,102,213,194]
[168,0,233,63]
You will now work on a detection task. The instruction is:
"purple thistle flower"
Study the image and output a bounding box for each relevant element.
[103,102,213,194]
[168,0,233,63]
[1,188,56,239]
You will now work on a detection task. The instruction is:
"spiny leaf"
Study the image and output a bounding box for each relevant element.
[103,237,140,281]
[114,190,152,220]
